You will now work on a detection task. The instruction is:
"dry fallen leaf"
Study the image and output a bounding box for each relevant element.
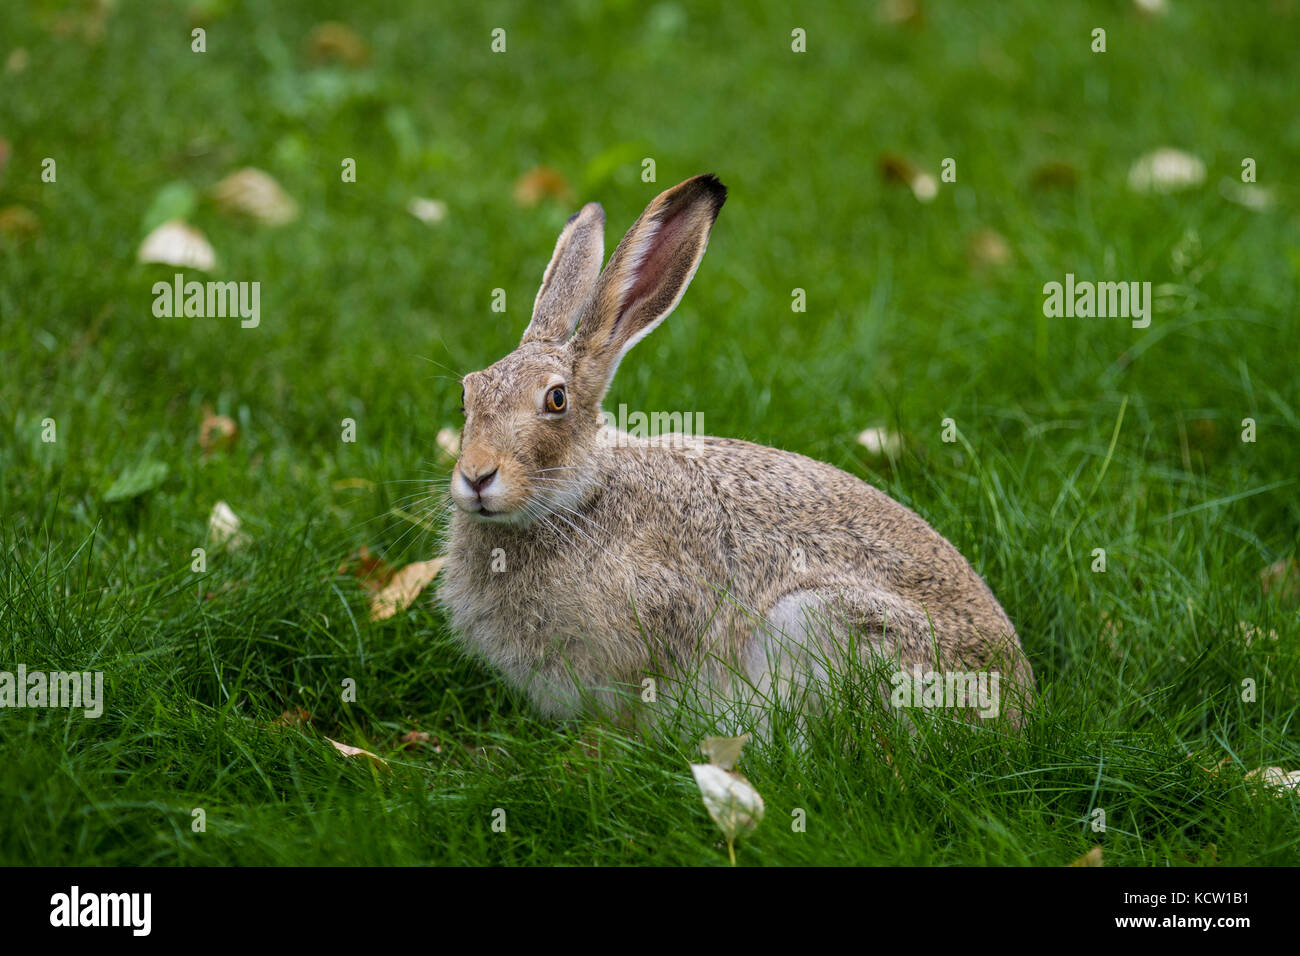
[514,166,573,207]
[1260,557,1300,604]
[876,0,924,27]
[5,48,29,75]
[1237,620,1279,648]
[1099,612,1125,659]
[306,22,370,66]
[325,736,390,770]
[968,228,1012,269]
[53,0,113,44]
[1128,148,1206,194]
[276,707,312,728]
[202,579,246,602]
[339,545,398,595]
[1068,846,1104,867]
[0,205,40,240]
[1029,160,1078,191]
[857,426,903,457]
[407,197,448,224]
[690,763,764,865]
[1219,178,1274,211]
[878,153,937,203]
[207,500,249,551]
[199,406,238,456]
[1197,755,1300,795]
[691,732,763,865]
[212,167,298,226]
[1133,0,1168,16]
[399,730,441,753]
[700,734,751,771]
[436,427,461,459]
[138,220,217,271]
[1245,767,1300,793]
[369,557,444,621]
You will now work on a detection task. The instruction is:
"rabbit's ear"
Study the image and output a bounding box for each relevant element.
[521,202,605,345]
[572,174,725,399]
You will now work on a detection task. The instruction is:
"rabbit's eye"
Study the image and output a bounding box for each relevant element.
[545,386,567,414]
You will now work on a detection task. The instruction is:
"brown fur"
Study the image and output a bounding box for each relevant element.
[439,175,1033,729]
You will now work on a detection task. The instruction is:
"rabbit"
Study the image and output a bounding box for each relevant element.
[438,173,1033,733]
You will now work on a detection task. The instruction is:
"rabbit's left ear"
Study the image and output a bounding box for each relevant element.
[571,174,725,401]
[521,202,605,345]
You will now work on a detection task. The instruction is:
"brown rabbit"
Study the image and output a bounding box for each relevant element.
[439,174,1033,731]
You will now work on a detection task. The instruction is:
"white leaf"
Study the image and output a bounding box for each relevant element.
[690,763,765,842]
[1127,148,1206,194]
[407,197,448,224]
[910,172,938,203]
[138,220,217,271]
[1246,767,1300,793]
[1219,179,1274,211]
[436,427,461,458]
[857,426,902,456]
[207,500,249,551]
[1133,0,1168,15]
[1237,620,1278,648]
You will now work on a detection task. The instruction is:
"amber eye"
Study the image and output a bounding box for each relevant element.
[545,386,567,413]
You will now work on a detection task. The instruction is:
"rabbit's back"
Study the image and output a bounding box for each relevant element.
[624,434,1027,678]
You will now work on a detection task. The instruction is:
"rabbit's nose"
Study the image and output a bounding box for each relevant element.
[464,466,498,495]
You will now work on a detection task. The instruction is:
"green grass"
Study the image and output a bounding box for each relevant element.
[2,0,1298,865]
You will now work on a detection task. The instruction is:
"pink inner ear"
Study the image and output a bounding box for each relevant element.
[617,208,692,322]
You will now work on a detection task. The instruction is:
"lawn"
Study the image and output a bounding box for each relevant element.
[1,0,1298,866]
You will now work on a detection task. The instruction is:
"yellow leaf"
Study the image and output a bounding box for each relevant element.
[305,22,370,66]
[1068,846,1103,867]
[514,167,573,207]
[199,407,238,456]
[369,558,444,621]
[325,736,389,771]
[212,168,298,226]
[700,733,750,771]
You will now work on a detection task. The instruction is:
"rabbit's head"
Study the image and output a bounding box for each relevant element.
[451,174,726,523]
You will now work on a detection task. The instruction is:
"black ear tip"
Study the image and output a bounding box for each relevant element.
[696,173,728,209]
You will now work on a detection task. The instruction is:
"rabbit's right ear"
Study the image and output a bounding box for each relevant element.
[520,202,605,346]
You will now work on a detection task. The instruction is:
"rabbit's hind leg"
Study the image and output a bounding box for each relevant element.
[743,586,928,709]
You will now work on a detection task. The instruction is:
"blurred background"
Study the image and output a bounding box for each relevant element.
[2,1,1296,529]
